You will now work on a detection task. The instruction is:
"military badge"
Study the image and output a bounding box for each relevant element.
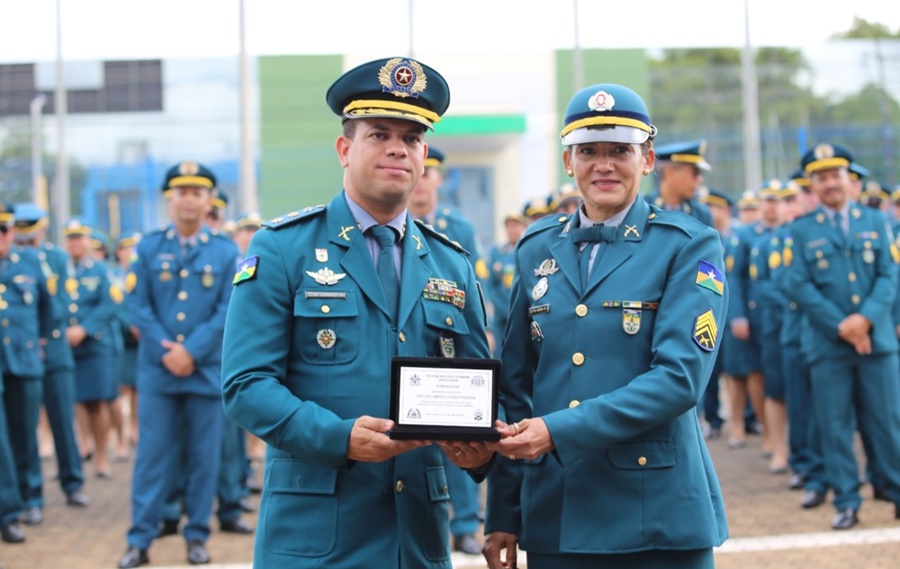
[534,259,560,277]
[23,289,33,305]
[813,143,834,160]
[783,245,793,268]
[65,277,79,295]
[47,275,58,296]
[588,90,615,112]
[125,272,137,293]
[530,320,544,342]
[378,58,427,99]
[316,329,337,350]
[622,309,641,335]
[532,277,548,301]
[109,285,124,304]
[160,271,172,282]
[502,271,514,289]
[692,309,718,352]
[695,260,725,296]
[891,243,900,264]
[83,276,100,292]
[338,225,355,241]
[233,256,259,285]
[852,208,861,219]
[315,249,328,262]
[439,336,455,358]
[817,259,829,270]
[412,235,423,250]
[306,267,346,286]
[769,250,781,270]
[202,273,215,288]
[749,264,758,280]
[863,249,875,264]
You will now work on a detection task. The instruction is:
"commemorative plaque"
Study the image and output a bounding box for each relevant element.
[389,356,501,441]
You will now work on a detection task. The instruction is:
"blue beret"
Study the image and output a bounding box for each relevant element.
[163,161,217,193]
[326,57,450,130]
[801,143,853,175]
[655,139,712,171]
[425,146,445,169]
[560,83,655,145]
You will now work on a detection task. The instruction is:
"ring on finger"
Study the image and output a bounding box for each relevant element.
[508,454,516,460]
[454,448,462,456]
[513,422,520,435]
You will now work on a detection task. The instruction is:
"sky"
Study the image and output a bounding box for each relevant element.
[0,0,898,63]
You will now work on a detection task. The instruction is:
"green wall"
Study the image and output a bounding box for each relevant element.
[259,55,343,215]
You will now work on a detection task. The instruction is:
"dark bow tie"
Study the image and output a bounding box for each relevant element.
[572,224,617,244]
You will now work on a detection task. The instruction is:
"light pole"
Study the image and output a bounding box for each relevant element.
[238,0,258,214]
[53,0,70,240]
[740,0,762,191]
[30,93,47,207]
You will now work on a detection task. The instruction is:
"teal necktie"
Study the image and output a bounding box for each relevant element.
[368,225,399,321]
[573,224,615,288]
[834,212,846,248]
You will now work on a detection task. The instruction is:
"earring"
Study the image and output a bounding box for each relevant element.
[566,169,573,177]
[642,168,651,175]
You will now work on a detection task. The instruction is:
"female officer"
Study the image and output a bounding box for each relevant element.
[483,84,729,569]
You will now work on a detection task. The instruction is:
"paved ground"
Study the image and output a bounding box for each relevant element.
[4,418,900,568]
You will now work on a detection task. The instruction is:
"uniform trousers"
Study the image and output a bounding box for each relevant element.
[127,391,222,548]
[2,373,43,509]
[33,367,84,495]
[809,353,900,511]
[0,379,23,526]
[783,345,826,492]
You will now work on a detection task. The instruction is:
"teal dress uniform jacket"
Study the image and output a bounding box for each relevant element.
[646,192,714,227]
[0,248,52,377]
[785,205,898,361]
[221,192,491,569]
[69,258,116,360]
[38,243,76,371]
[127,226,238,396]
[485,198,729,557]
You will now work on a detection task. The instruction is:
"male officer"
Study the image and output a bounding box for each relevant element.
[221,56,493,568]
[847,162,869,203]
[118,161,240,568]
[206,190,229,231]
[407,144,490,554]
[0,202,52,527]
[647,139,714,227]
[12,204,90,509]
[784,143,900,530]
[737,190,760,228]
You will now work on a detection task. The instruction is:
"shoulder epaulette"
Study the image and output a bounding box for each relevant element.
[262,205,325,230]
[414,219,467,254]
[519,213,569,246]
[646,205,707,237]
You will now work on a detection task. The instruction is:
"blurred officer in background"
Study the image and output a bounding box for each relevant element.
[647,139,714,227]
[63,218,118,481]
[118,161,239,568]
[111,233,141,454]
[12,204,90,512]
[0,202,53,527]
[222,56,492,568]
[785,143,900,530]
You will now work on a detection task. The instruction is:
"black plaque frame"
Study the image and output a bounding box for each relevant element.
[389,356,501,441]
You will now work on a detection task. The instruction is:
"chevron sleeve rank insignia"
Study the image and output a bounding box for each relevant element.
[233,256,259,285]
[695,260,724,296]
[693,309,718,352]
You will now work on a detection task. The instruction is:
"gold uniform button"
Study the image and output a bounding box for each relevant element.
[176,312,186,321]
[440,485,449,495]
[70,292,79,301]
[69,303,78,313]
[0,284,5,292]
[848,273,856,282]
[569,400,580,408]
[445,317,453,326]
[180,269,190,278]
[398,331,406,342]
[176,334,185,342]
[178,291,188,301]
[69,318,78,326]
[52,329,61,339]
[638,456,648,466]
[851,294,860,305]
[575,304,588,317]
[0,301,6,310]
[395,480,404,493]
[321,305,331,314]
[572,352,585,366]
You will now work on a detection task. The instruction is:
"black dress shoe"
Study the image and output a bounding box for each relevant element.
[220,518,254,534]
[789,473,806,490]
[801,490,826,509]
[66,490,90,507]
[238,497,256,513]
[453,533,481,555]
[157,519,180,538]
[117,546,148,569]
[1,522,25,543]
[831,508,859,530]
[187,539,211,565]
[20,507,43,526]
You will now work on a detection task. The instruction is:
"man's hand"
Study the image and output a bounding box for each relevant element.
[483,531,519,569]
[435,440,494,470]
[839,314,872,355]
[66,325,88,347]
[160,339,196,377]
[487,418,554,461]
[346,416,429,463]
[130,325,141,342]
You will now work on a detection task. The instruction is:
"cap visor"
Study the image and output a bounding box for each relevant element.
[561,125,649,145]
[344,110,434,130]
